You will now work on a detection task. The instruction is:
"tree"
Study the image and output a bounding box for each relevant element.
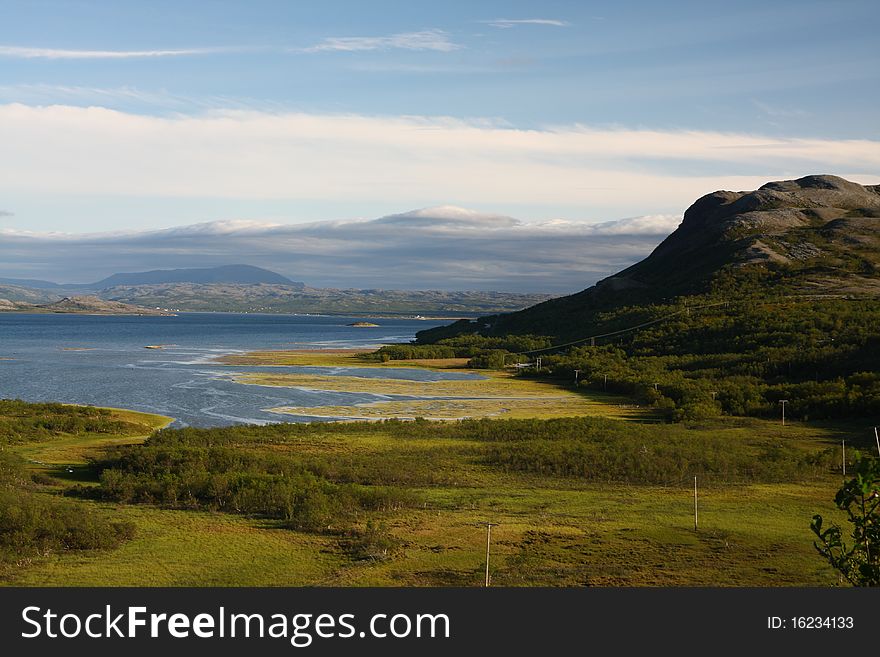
[811,454,880,586]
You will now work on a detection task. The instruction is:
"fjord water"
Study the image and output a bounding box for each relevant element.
[0,313,476,427]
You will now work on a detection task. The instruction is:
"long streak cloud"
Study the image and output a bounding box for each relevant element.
[0,104,877,211]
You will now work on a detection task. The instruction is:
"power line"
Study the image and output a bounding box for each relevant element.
[514,292,866,358]
[519,301,729,356]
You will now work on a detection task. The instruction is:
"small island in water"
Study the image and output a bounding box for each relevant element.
[347,321,380,327]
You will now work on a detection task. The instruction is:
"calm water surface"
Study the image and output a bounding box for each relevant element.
[0,313,479,427]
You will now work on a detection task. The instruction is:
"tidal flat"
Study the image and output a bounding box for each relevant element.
[224,349,646,421]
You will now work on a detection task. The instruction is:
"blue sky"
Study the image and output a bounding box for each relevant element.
[0,0,878,289]
[2,0,876,135]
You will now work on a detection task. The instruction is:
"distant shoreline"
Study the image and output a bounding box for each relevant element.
[0,309,466,320]
[0,309,176,316]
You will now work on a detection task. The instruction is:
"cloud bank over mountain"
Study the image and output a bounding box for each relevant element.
[2,104,877,226]
[0,208,681,293]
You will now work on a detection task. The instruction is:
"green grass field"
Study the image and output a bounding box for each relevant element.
[9,505,342,586]
[14,406,172,468]
[0,354,858,587]
[5,459,844,587]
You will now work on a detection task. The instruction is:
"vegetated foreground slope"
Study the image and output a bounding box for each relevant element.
[0,402,168,573]
[1,404,851,586]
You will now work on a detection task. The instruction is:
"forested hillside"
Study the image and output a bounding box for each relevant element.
[414,176,880,422]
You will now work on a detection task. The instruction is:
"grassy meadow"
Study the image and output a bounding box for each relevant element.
[0,376,857,587]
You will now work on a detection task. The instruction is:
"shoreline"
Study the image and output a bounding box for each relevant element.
[0,309,464,320]
[66,403,175,430]
[0,309,176,316]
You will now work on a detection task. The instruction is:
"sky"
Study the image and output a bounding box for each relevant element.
[0,0,878,291]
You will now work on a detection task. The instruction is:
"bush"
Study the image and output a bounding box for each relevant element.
[0,399,147,446]
[344,520,401,561]
[811,455,880,586]
[504,296,880,422]
[91,443,421,534]
[0,452,135,563]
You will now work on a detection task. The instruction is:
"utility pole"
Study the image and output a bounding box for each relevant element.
[574,369,581,385]
[535,357,542,371]
[693,476,698,532]
[590,337,595,347]
[842,439,846,477]
[653,382,658,392]
[779,399,788,426]
[481,522,498,587]
[604,374,607,391]
[710,391,717,401]
[875,427,880,458]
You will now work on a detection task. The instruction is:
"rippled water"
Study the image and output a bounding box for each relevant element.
[0,313,480,427]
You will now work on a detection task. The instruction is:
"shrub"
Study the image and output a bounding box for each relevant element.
[811,455,880,586]
[0,452,135,562]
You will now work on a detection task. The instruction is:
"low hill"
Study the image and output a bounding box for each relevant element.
[6,296,174,316]
[0,283,59,305]
[100,284,553,316]
[418,175,880,342]
[0,280,551,317]
[0,277,64,289]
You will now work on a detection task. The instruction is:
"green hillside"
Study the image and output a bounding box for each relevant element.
[417,175,880,342]
[415,176,880,423]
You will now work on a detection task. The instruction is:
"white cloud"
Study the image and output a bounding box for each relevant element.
[579,214,682,235]
[0,45,224,59]
[0,103,877,215]
[0,209,678,292]
[301,30,461,53]
[0,210,13,217]
[751,99,809,118]
[0,83,297,115]
[484,19,570,29]
[375,206,518,228]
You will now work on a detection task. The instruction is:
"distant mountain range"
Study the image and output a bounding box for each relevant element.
[417,174,880,341]
[0,264,301,291]
[90,264,303,289]
[0,264,554,316]
[0,277,63,289]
